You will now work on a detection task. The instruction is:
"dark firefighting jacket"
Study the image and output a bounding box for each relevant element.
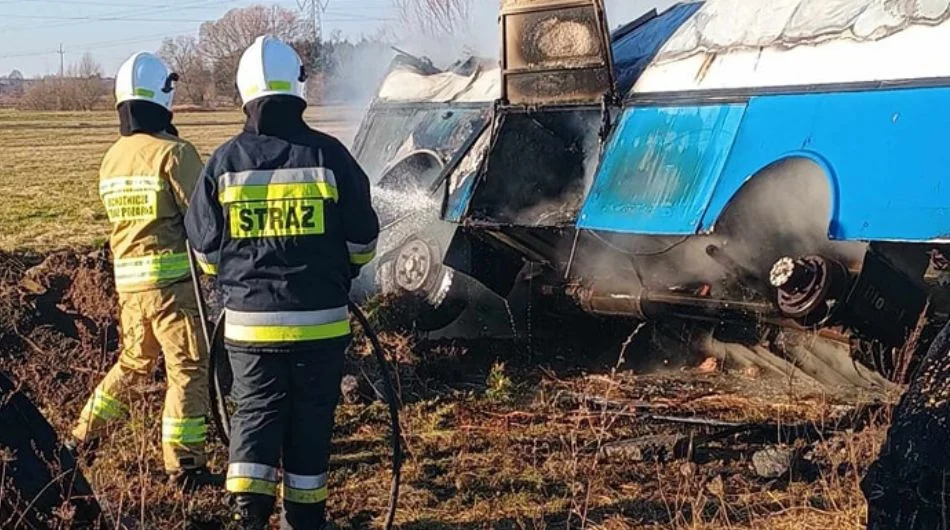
[184,96,379,353]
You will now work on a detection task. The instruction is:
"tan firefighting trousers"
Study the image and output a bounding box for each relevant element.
[72,280,210,472]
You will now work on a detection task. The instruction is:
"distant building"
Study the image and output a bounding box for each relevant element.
[0,70,31,101]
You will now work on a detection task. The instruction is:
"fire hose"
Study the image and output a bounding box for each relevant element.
[186,243,402,530]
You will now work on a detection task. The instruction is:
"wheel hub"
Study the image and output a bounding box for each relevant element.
[769,255,850,326]
[394,240,433,292]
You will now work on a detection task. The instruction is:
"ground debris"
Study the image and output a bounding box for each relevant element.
[341,374,361,404]
[864,318,950,529]
[0,248,896,529]
[751,445,797,479]
[598,434,690,462]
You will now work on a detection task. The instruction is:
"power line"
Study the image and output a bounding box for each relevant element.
[0,0,397,64]
[0,13,217,22]
[0,0,237,33]
[0,28,199,59]
[0,0,239,7]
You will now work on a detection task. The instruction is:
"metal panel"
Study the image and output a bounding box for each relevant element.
[501,0,615,105]
[699,86,950,242]
[444,127,492,223]
[578,103,746,233]
[465,109,604,227]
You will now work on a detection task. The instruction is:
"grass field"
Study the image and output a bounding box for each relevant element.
[0,107,363,251]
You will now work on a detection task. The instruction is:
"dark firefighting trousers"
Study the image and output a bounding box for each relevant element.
[226,345,345,529]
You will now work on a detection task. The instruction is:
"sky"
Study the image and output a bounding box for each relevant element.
[0,0,678,78]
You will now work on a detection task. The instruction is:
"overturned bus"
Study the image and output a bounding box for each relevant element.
[352,0,950,386]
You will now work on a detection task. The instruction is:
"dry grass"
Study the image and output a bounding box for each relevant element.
[0,107,890,528]
[0,270,890,529]
[0,106,364,252]
[328,331,888,530]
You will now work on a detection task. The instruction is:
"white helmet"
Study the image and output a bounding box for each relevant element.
[114,52,178,110]
[236,35,307,107]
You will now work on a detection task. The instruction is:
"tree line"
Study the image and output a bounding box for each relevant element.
[15,0,476,111]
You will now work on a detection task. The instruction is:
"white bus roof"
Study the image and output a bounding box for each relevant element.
[634,0,950,93]
[376,62,501,104]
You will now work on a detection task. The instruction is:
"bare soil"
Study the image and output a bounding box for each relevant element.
[0,250,889,529]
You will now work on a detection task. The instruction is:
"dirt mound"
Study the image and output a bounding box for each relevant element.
[0,252,39,348]
[0,251,230,528]
[1,250,117,425]
[0,250,114,528]
[16,250,117,355]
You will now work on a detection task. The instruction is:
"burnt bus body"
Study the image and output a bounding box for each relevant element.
[350,55,498,330]
[353,0,950,383]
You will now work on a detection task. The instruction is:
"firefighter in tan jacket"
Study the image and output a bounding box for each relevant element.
[67,52,218,490]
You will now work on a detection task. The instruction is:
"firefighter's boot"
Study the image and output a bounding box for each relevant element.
[169,465,224,492]
[228,494,273,530]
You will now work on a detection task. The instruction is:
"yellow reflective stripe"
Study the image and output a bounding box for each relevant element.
[225,320,351,343]
[133,87,155,98]
[82,389,128,421]
[226,477,278,497]
[349,250,376,265]
[193,250,218,275]
[114,253,191,286]
[347,240,376,265]
[267,80,292,91]
[161,417,207,445]
[197,261,218,275]
[219,182,339,204]
[281,484,328,504]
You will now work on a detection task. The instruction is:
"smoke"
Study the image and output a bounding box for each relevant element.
[570,158,868,298]
[321,38,399,105]
[323,0,682,108]
[321,1,498,109]
[392,1,500,64]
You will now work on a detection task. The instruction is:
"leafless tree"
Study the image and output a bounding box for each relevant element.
[394,0,473,35]
[159,36,213,106]
[18,54,107,111]
[68,53,106,110]
[198,5,307,102]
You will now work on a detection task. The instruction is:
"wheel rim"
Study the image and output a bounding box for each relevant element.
[394,239,433,292]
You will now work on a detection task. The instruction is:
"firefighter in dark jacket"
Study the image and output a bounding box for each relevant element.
[184,35,379,529]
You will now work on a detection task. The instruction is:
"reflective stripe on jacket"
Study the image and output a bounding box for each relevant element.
[99,132,203,293]
[185,99,379,354]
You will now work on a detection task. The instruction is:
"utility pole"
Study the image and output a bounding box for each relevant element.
[57,43,65,77]
[297,0,328,71]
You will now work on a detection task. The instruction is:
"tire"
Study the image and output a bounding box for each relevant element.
[376,235,469,331]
